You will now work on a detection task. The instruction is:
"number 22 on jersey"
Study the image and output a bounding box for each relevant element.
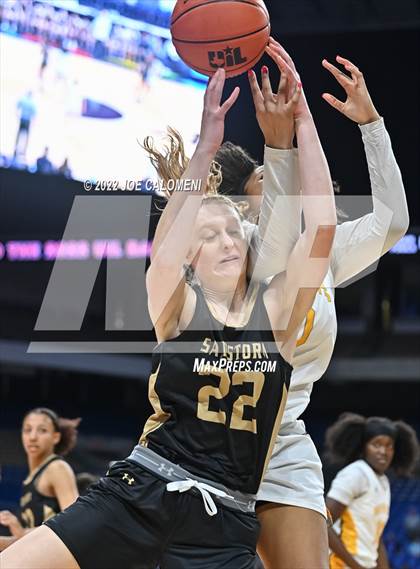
[197,369,265,434]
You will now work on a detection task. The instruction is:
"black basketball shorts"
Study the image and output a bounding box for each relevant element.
[45,460,259,569]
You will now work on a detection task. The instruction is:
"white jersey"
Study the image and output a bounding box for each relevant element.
[250,118,408,426]
[328,460,391,569]
[283,268,337,423]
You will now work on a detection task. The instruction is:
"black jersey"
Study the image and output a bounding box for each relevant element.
[20,455,61,528]
[140,283,292,495]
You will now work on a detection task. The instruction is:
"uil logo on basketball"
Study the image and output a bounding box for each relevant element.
[208,46,247,70]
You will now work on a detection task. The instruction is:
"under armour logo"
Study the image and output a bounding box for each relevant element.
[158,464,175,477]
[247,500,254,511]
[122,473,135,485]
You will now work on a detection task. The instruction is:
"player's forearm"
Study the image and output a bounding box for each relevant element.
[151,144,211,269]
[250,148,301,280]
[360,117,409,248]
[328,528,364,569]
[295,115,336,233]
[277,117,336,350]
[330,119,409,287]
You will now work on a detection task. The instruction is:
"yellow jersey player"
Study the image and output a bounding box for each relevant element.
[213,37,409,569]
[325,413,419,569]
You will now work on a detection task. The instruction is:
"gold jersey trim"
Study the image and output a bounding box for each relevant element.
[296,308,315,347]
[139,364,171,446]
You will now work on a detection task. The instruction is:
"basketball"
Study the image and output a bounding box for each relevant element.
[170,0,270,78]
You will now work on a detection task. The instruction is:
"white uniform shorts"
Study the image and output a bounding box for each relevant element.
[257,420,327,519]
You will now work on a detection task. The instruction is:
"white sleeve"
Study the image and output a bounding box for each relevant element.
[328,463,369,506]
[331,118,409,287]
[249,146,301,281]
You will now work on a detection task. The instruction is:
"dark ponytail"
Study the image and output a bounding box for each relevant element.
[324,412,366,467]
[392,421,420,476]
[214,142,258,196]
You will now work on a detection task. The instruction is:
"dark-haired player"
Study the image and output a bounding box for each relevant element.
[213,39,409,569]
[325,413,420,569]
[0,408,79,550]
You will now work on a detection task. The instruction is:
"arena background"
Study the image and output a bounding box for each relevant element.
[0,1,419,567]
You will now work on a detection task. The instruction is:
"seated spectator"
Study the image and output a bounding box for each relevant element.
[404,506,420,540]
[57,157,72,179]
[408,538,420,559]
[36,147,54,174]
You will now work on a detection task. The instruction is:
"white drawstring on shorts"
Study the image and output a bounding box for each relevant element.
[166,478,231,516]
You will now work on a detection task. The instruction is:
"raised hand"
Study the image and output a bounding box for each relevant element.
[198,68,240,155]
[265,37,310,120]
[322,56,380,125]
[248,55,301,148]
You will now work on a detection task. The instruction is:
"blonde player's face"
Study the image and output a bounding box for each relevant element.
[21,413,60,460]
[189,203,248,290]
[364,434,395,475]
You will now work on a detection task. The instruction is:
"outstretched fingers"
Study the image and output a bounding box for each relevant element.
[322,92,345,113]
[248,69,265,112]
[267,47,298,81]
[336,55,364,84]
[220,86,240,114]
[288,81,302,109]
[205,68,224,108]
[267,37,297,73]
[322,58,353,90]
[271,52,301,110]
[269,50,298,86]
[204,68,239,116]
[261,65,274,101]
[277,71,288,101]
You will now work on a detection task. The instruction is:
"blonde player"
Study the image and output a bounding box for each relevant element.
[214,38,409,568]
[325,413,419,569]
[0,66,337,569]
[139,37,409,568]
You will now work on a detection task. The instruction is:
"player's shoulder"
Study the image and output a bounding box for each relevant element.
[348,459,367,471]
[45,458,74,480]
[330,460,370,501]
[348,460,379,488]
[337,460,369,482]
